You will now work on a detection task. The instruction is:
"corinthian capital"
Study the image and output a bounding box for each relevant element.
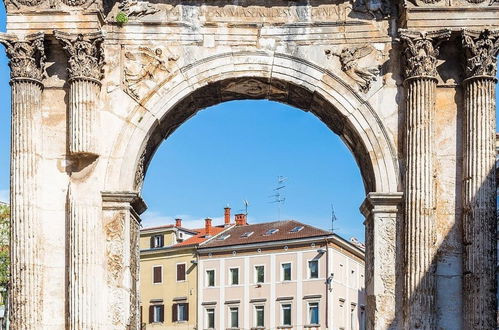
[399,29,451,80]
[0,32,45,83]
[462,29,499,79]
[54,31,104,82]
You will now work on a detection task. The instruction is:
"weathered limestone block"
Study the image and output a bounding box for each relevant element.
[360,192,403,330]
[400,29,450,330]
[0,32,45,329]
[54,31,104,158]
[461,29,499,330]
[102,192,145,330]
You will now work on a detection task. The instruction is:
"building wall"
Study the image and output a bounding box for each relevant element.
[140,249,198,330]
[198,242,365,330]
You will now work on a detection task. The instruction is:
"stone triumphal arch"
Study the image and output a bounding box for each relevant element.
[1,0,498,328]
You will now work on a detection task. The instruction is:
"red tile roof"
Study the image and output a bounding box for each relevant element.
[141,224,198,235]
[173,225,227,247]
[199,220,331,249]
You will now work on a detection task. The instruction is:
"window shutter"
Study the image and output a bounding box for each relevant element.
[149,305,154,323]
[150,236,154,248]
[159,305,164,322]
[159,234,164,247]
[172,303,178,322]
[140,306,143,325]
[153,266,162,283]
[177,264,186,281]
[185,303,189,321]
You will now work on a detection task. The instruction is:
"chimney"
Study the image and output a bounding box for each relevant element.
[224,207,231,226]
[235,213,247,226]
[175,218,182,228]
[205,218,212,236]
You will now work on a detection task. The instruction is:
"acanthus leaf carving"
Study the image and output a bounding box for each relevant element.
[462,29,499,79]
[123,46,178,101]
[325,45,381,93]
[0,32,45,82]
[54,30,105,82]
[399,29,451,80]
[105,212,125,283]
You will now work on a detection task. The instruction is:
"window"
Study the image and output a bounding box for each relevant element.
[290,226,304,233]
[217,234,231,240]
[255,305,264,327]
[149,304,164,323]
[230,268,239,285]
[153,266,162,284]
[309,260,318,279]
[206,270,215,287]
[172,303,189,322]
[206,308,215,329]
[282,263,291,281]
[281,304,291,326]
[264,228,279,236]
[150,234,164,248]
[177,263,186,281]
[255,265,264,283]
[308,302,319,325]
[241,231,254,238]
[230,307,239,328]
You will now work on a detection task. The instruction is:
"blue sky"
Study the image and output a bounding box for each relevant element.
[0,7,497,242]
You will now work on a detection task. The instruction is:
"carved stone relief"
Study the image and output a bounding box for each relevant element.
[0,33,45,82]
[5,0,96,11]
[105,212,125,283]
[123,46,178,101]
[118,0,160,19]
[325,45,381,93]
[352,0,391,18]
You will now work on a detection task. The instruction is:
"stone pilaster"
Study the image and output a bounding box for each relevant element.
[461,29,499,330]
[0,32,45,329]
[360,192,404,330]
[54,31,104,157]
[399,29,450,330]
[102,192,146,330]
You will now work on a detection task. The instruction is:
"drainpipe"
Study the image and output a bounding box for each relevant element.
[325,238,329,329]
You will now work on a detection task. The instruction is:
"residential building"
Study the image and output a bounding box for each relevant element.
[139,209,231,329]
[197,215,366,330]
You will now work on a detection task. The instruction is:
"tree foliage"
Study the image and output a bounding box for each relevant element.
[0,204,9,289]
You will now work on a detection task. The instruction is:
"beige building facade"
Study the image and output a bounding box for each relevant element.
[1,0,499,328]
[197,220,366,330]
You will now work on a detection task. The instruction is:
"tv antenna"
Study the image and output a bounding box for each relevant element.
[331,203,338,233]
[243,199,249,216]
[269,176,287,220]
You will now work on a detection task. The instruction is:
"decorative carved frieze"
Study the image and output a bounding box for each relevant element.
[352,0,391,18]
[399,29,451,80]
[54,31,104,82]
[325,45,381,93]
[0,33,45,82]
[5,0,96,11]
[118,0,159,19]
[462,29,499,79]
[123,46,177,101]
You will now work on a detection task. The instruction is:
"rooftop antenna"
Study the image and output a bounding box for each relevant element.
[243,199,249,216]
[331,203,338,233]
[269,176,287,221]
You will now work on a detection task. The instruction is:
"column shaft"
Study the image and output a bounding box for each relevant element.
[462,77,497,329]
[404,77,436,329]
[68,187,101,329]
[68,78,100,155]
[10,79,43,328]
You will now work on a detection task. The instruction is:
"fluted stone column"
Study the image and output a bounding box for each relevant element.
[461,29,499,330]
[54,31,104,157]
[360,192,403,330]
[0,33,45,329]
[102,192,146,329]
[400,29,450,330]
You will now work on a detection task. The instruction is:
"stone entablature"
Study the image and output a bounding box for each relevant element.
[1,1,498,329]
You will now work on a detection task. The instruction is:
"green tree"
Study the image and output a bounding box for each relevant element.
[0,204,9,307]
